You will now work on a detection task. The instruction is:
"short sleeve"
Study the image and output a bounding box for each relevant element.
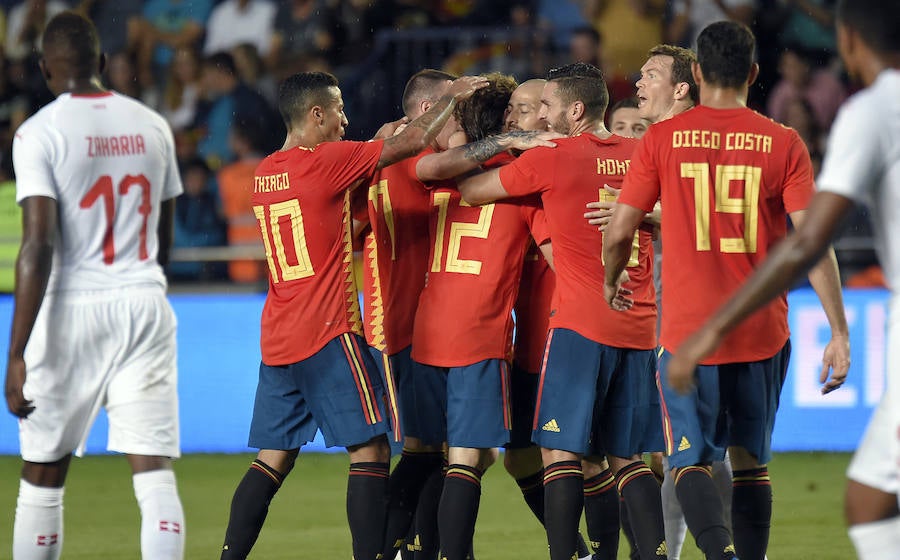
[160,120,184,201]
[816,97,882,204]
[498,149,548,197]
[521,197,550,245]
[781,131,814,213]
[320,140,385,196]
[13,123,57,203]
[618,129,661,213]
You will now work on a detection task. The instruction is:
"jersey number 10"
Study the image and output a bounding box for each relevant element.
[80,174,152,265]
[253,200,315,283]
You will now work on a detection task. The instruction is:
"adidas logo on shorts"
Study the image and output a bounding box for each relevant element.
[542,419,561,432]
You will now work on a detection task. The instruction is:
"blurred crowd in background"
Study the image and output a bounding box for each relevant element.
[0,0,881,290]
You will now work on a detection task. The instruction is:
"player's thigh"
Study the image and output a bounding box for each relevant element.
[505,365,540,450]
[20,294,120,463]
[389,346,428,440]
[596,346,664,459]
[299,333,390,449]
[446,358,511,449]
[408,359,448,446]
[105,292,180,457]
[532,328,603,455]
[724,341,790,466]
[847,391,900,498]
[658,348,725,469]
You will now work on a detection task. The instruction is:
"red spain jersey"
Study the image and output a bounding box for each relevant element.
[618,105,814,364]
[361,150,434,354]
[252,140,384,365]
[411,181,546,367]
[513,241,555,373]
[499,133,656,350]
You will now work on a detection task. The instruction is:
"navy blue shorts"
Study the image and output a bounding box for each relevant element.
[506,365,540,449]
[381,346,437,443]
[412,358,511,449]
[249,333,389,450]
[658,341,791,469]
[532,328,663,457]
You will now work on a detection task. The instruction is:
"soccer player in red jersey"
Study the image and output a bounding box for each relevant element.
[459,63,667,560]
[604,22,850,560]
[218,71,488,560]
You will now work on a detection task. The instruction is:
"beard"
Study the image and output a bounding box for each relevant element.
[551,115,570,136]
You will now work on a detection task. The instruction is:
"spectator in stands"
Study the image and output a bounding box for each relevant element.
[767,44,846,133]
[231,42,277,104]
[217,125,267,285]
[160,45,203,132]
[193,51,283,170]
[777,0,836,54]
[267,0,333,70]
[781,97,824,173]
[583,0,664,83]
[537,0,590,51]
[666,0,756,47]
[78,0,143,57]
[136,0,212,87]
[4,0,67,61]
[105,50,159,107]
[0,57,29,156]
[203,0,276,59]
[569,25,603,68]
[169,157,227,281]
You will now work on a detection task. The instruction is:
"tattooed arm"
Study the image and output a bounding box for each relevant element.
[377,76,488,170]
[416,130,560,181]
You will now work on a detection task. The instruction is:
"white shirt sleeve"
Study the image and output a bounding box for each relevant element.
[160,121,184,201]
[13,121,58,203]
[816,93,883,204]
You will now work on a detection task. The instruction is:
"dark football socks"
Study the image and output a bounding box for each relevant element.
[583,469,620,560]
[516,470,546,525]
[413,464,444,560]
[348,462,390,560]
[543,461,584,560]
[382,450,445,559]
[615,461,667,559]
[732,467,772,560]
[221,459,285,559]
[619,496,641,560]
[674,466,736,560]
[437,464,483,560]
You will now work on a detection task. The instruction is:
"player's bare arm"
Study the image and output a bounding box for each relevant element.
[457,168,511,205]
[416,130,560,182]
[789,208,851,394]
[157,198,175,268]
[538,240,554,271]
[377,76,488,170]
[5,196,57,418]
[584,185,661,231]
[666,191,855,394]
[601,202,645,310]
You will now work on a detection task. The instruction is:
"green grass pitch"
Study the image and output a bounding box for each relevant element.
[0,452,854,559]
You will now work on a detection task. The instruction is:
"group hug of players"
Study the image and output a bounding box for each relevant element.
[219,17,851,560]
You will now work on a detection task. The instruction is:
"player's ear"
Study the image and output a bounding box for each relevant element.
[571,100,584,121]
[690,61,703,89]
[312,105,324,125]
[673,81,689,101]
[747,63,760,87]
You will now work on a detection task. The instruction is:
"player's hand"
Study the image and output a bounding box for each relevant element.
[447,76,490,102]
[372,116,409,140]
[819,334,850,394]
[604,269,633,311]
[5,356,34,419]
[585,185,621,230]
[667,327,722,394]
[503,130,563,152]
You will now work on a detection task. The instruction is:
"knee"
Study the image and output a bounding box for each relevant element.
[727,446,762,472]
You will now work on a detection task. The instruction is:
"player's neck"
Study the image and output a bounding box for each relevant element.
[572,119,610,139]
[656,100,694,123]
[281,129,323,151]
[698,86,747,110]
[858,52,900,87]
[56,76,106,97]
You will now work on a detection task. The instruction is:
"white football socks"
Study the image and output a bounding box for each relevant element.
[849,516,900,560]
[13,479,64,560]
[133,469,185,560]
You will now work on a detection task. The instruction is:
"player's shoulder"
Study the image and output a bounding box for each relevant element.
[839,71,899,124]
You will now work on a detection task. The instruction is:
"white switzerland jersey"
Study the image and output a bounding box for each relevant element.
[13,91,183,292]
[817,70,900,304]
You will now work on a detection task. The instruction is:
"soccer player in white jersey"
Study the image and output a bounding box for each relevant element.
[662,0,899,558]
[5,12,185,560]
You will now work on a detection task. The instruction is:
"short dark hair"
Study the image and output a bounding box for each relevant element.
[204,52,238,76]
[454,72,517,141]
[546,62,609,121]
[647,44,699,103]
[401,69,458,118]
[836,0,900,54]
[277,71,339,128]
[571,25,602,46]
[696,21,755,89]
[42,11,100,77]
[610,96,639,114]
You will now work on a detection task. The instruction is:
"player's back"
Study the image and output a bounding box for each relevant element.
[643,105,814,362]
[13,92,181,293]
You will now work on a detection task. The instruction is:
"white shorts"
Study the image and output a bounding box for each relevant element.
[19,286,180,462]
[847,320,900,498]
